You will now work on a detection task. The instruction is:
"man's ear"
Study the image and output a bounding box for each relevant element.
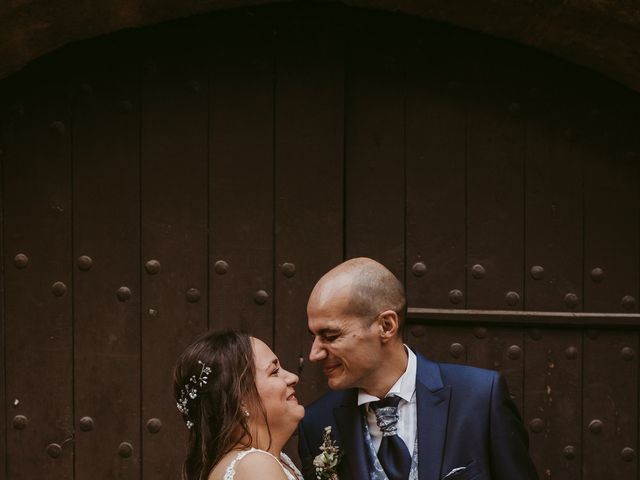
[377,310,399,342]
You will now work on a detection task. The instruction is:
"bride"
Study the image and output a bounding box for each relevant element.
[174,330,305,480]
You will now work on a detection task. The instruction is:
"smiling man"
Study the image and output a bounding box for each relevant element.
[298,257,538,480]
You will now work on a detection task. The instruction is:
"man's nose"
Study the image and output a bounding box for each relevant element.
[309,337,327,362]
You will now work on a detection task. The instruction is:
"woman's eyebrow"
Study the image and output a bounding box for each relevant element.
[264,358,279,371]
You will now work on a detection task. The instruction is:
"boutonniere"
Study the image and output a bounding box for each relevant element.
[313,426,342,480]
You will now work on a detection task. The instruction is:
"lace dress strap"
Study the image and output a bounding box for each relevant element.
[223,448,297,480]
[279,451,304,480]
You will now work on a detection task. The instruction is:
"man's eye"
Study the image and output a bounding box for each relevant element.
[271,368,280,376]
[323,335,339,342]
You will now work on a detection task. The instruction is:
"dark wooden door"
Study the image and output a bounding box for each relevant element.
[1,4,638,479]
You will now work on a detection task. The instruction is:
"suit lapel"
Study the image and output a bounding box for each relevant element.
[334,391,369,480]
[415,354,451,480]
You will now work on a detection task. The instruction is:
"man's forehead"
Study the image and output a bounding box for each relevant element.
[308,301,352,329]
[309,277,354,310]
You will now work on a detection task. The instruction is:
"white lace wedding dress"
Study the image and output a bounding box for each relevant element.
[223,448,303,480]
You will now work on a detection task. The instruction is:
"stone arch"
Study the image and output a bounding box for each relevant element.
[1,0,640,92]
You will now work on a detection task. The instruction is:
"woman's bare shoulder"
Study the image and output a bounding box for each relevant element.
[232,450,288,480]
[207,450,245,480]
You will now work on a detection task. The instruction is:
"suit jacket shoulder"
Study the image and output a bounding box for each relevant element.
[417,351,497,383]
[437,360,502,396]
[414,351,501,396]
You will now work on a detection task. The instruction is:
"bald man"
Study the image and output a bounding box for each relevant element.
[298,258,538,480]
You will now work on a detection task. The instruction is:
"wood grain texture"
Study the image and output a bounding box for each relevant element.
[72,37,141,480]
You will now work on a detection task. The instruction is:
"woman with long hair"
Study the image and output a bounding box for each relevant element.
[173,330,305,480]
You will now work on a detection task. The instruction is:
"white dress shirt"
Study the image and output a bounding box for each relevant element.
[357,346,417,457]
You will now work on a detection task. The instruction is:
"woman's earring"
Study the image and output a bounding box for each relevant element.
[243,410,250,417]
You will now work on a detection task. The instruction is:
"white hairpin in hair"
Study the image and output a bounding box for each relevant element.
[177,360,212,429]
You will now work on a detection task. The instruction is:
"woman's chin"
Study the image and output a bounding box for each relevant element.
[284,406,305,428]
[267,405,305,435]
[291,404,305,421]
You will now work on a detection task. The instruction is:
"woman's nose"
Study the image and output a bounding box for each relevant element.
[284,368,299,385]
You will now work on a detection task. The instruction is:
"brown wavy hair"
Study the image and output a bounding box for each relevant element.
[173,330,269,480]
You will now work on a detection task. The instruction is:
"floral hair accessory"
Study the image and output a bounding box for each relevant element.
[177,360,212,429]
[313,426,342,480]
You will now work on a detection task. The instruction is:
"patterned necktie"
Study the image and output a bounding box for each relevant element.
[370,395,412,480]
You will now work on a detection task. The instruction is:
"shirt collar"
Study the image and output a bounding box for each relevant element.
[357,345,417,406]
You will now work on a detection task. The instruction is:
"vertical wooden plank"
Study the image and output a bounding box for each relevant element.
[460,43,528,415]
[0,88,6,480]
[140,24,208,480]
[344,12,404,277]
[466,53,525,310]
[583,331,638,480]
[72,37,141,479]
[525,330,582,480]
[403,26,470,371]
[405,27,467,310]
[209,11,274,343]
[583,136,639,313]
[523,77,584,479]
[525,104,583,312]
[274,5,344,452]
[3,60,73,479]
[580,83,639,478]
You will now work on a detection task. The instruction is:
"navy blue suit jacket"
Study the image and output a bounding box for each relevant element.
[298,353,538,480]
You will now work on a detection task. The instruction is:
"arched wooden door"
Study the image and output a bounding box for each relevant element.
[1,4,638,479]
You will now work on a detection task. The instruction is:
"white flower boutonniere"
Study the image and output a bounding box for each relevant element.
[313,426,342,480]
